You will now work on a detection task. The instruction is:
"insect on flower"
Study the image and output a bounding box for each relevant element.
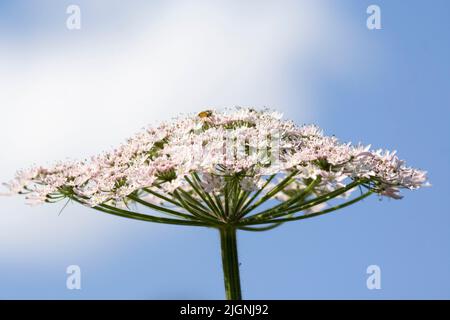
[198,110,213,118]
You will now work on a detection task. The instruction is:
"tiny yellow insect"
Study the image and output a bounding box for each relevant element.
[198,110,213,118]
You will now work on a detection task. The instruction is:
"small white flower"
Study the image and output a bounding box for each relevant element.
[240,177,258,192]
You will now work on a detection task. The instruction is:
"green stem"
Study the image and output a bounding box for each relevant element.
[219,227,242,300]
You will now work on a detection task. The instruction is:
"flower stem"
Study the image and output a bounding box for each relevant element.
[219,227,242,300]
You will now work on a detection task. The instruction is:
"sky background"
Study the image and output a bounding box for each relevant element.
[0,0,449,299]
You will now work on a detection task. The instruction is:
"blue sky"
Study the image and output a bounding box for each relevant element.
[0,0,449,299]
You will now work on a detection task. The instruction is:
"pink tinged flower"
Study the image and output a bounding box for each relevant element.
[240,177,258,192]
[381,187,404,200]
[0,107,431,302]
[201,173,224,193]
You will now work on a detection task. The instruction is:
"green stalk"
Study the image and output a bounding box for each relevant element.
[219,227,242,300]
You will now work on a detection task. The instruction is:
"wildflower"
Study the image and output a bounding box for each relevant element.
[2,107,429,300]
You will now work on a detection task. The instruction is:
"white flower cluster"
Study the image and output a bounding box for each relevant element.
[3,108,428,207]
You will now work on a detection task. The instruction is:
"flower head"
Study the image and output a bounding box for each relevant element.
[3,108,428,228]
